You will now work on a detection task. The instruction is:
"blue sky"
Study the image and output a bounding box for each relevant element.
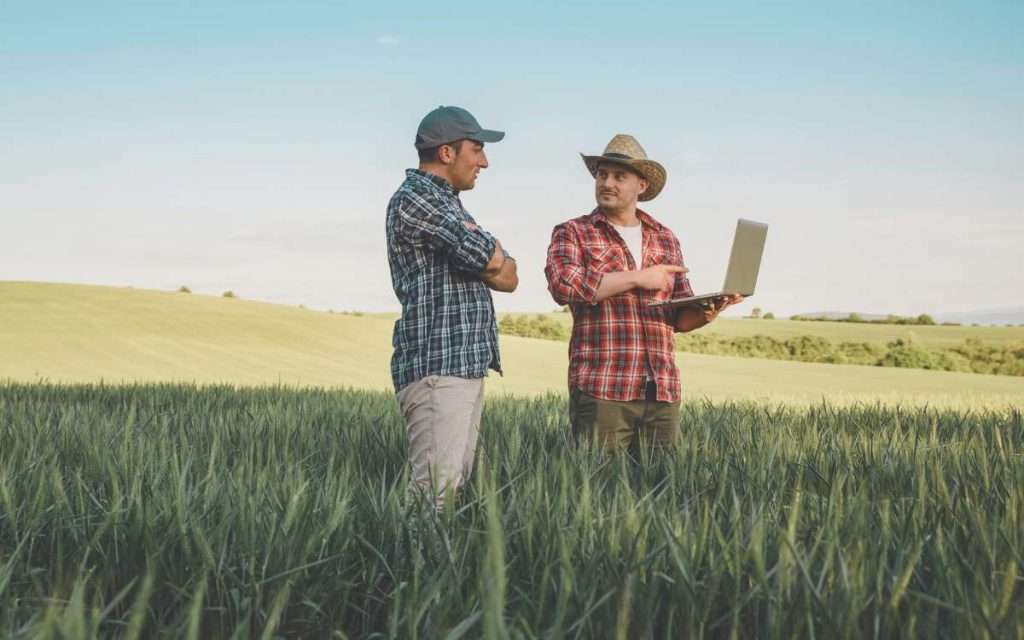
[2,1,1021,316]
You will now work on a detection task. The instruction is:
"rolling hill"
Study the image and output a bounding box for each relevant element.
[2,281,1022,408]
[517,312,1024,349]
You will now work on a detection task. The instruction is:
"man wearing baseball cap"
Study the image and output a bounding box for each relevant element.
[545,134,742,452]
[386,106,517,509]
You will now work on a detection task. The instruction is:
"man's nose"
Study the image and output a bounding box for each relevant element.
[479,151,488,169]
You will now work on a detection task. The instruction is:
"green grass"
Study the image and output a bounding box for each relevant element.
[3,282,1023,408]
[0,383,1021,637]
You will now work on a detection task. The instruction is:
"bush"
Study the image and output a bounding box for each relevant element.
[785,335,836,362]
[838,341,886,365]
[935,351,973,374]
[499,314,568,340]
[504,316,1024,377]
[222,291,236,298]
[763,312,775,320]
[878,340,937,370]
[177,286,191,294]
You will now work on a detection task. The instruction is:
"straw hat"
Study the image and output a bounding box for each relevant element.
[581,134,666,201]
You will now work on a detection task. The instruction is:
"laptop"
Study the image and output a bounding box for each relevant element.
[648,218,768,310]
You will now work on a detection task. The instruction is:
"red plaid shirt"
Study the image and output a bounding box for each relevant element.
[545,208,693,403]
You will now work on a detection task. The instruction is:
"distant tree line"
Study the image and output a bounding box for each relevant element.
[498,315,1023,377]
[674,334,1023,377]
[790,313,950,327]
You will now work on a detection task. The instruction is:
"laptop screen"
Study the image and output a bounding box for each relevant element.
[721,219,768,296]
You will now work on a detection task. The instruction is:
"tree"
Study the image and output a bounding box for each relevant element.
[763,312,775,320]
[177,286,191,294]
[750,307,762,319]
[222,290,236,298]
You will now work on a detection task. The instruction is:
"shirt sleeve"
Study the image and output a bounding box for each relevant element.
[394,194,497,273]
[545,223,604,305]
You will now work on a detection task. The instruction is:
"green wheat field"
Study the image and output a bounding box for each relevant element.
[1,384,1021,638]
[1,282,1022,637]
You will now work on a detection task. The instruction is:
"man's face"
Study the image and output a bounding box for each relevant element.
[444,140,489,191]
[595,162,647,212]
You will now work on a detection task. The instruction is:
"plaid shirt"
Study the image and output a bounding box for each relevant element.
[386,169,500,391]
[545,208,693,403]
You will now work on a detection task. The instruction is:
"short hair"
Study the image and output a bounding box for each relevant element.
[417,139,467,164]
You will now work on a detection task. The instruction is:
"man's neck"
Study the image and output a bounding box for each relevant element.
[599,205,640,227]
[418,163,452,186]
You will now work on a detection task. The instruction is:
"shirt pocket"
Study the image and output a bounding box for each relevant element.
[585,244,626,274]
[644,241,681,268]
[640,242,684,308]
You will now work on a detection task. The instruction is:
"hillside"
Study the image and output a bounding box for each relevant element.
[518,312,1024,349]
[2,282,1022,408]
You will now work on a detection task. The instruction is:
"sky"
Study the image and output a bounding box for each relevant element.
[2,1,1022,317]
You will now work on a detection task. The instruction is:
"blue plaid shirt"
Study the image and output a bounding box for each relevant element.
[386,169,502,391]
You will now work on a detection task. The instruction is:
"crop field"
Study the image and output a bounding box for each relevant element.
[2,282,1023,409]
[0,383,1021,638]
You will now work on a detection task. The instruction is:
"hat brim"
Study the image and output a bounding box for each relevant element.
[471,129,505,143]
[581,153,666,202]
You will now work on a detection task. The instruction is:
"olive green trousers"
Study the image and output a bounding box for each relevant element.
[569,384,681,452]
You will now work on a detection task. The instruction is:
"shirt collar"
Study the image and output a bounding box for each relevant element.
[588,207,664,231]
[406,168,457,196]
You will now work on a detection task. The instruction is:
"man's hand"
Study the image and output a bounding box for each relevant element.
[634,264,688,292]
[592,264,688,303]
[676,294,744,332]
[700,294,743,324]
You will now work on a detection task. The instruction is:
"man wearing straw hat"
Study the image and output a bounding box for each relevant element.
[545,134,742,451]
[387,106,518,509]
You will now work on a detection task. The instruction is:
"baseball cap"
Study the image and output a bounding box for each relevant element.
[414,106,505,149]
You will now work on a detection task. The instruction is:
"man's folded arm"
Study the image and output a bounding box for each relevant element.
[481,242,518,292]
[395,196,497,273]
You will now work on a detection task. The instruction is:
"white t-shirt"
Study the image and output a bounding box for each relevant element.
[611,223,644,270]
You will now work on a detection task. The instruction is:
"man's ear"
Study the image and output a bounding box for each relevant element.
[437,144,454,165]
[638,177,649,197]
[438,140,462,165]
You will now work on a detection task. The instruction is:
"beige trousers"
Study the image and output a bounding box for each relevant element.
[396,375,485,508]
